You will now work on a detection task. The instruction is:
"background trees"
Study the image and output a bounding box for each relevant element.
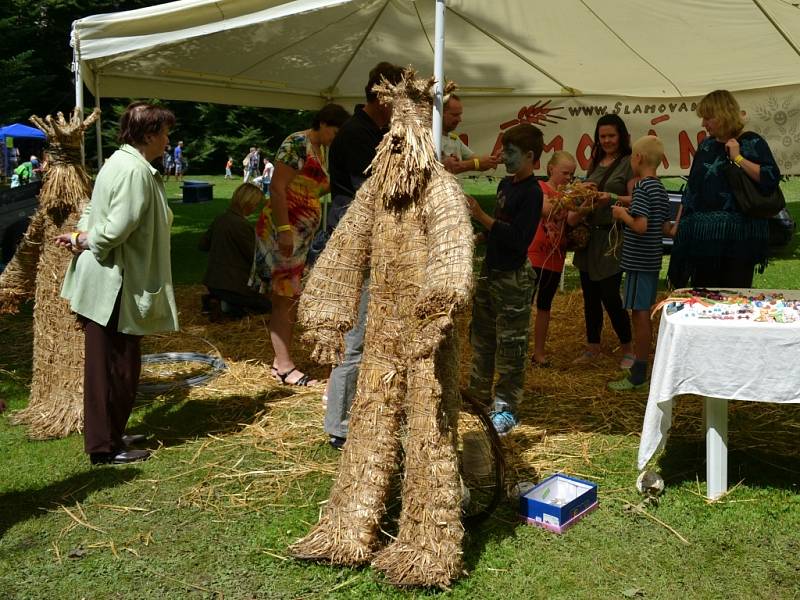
[1,0,311,173]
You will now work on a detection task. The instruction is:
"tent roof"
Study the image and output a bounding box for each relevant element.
[72,0,800,109]
[0,123,47,140]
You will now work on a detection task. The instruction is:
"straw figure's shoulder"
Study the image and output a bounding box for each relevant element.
[414,166,474,318]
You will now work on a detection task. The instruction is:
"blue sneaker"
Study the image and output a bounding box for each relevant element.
[490,410,518,436]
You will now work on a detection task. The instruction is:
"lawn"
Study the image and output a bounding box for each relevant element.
[1,176,799,599]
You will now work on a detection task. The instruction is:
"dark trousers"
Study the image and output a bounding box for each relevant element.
[207,287,271,313]
[692,258,755,289]
[579,270,632,345]
[82,296,142,454]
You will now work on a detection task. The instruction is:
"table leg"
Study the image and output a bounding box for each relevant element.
[704,396,728,500]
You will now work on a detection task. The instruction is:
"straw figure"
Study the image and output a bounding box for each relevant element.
[289,70,474,588]
[0,108,100,438]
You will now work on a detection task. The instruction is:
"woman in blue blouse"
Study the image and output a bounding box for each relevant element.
[672,90,781,288]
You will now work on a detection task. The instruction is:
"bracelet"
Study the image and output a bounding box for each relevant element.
[70,232,80,248]
[609,193,619,202]
[734,154,745,166]
[276,224,292,233]
[473,158,480,171]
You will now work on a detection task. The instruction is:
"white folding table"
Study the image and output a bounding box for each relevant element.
[637,289,800,499]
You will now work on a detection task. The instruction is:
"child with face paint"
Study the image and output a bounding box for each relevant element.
[466,124,544,435]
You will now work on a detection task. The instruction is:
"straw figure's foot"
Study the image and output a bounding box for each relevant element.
[289,519,377,566]
[372,540,464,589]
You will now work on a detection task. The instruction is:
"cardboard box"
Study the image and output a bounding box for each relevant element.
[519,474,598,534]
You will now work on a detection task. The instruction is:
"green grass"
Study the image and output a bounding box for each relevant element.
[1,176,800,599]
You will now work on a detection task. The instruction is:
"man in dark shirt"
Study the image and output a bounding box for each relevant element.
[466,123,544,436]
[316,61,404,450]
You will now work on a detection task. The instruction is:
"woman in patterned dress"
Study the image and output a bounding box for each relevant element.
[255,103,350,386]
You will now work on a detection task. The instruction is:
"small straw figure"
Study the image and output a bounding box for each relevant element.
[0,108,100,438]
[289,70,474,588]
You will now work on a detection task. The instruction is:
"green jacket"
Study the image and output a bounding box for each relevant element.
[61,145,179,335]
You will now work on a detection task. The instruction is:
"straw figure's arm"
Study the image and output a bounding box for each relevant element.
[0,209,47,313]
[298,180,376,365]
[409,171,474,359]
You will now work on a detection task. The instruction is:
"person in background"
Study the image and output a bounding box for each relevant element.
[254,103,350,388]
[568,114,634,369]
[314,61,404,450]
[670,89,781,288]
[609,135,671,391]
[527,150,577,367]
[11,160,32,187]
[224,156,234,179]
[261,156,274,195]
[199,182,271,319]
[466,123,544,436]
[55,102,179,465]
[29,155,41,181]
[440,93,501,175]
[244,146,260,183]
[163,144,173,180]
[173,141,184,182]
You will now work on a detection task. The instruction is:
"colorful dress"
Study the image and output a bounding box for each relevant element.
[253,131,329,297]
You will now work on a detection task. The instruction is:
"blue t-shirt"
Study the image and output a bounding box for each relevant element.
[174,145,183,163]
[620,177,670,272]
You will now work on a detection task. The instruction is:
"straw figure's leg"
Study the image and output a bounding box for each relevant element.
[289,350,405,564]
[372,332,464,588]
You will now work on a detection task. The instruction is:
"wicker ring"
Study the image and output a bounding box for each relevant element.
[138,352,227,395]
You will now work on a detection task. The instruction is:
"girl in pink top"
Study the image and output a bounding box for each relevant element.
[527,151,577,366]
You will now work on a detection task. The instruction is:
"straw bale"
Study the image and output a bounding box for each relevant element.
[7,108,100,439]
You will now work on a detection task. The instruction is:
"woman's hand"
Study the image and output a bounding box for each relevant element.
[54,232,86,255]
[277,229,293,258]
[725,138,741,160]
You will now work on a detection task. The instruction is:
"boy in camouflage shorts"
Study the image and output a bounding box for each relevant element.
[466,124,544,435]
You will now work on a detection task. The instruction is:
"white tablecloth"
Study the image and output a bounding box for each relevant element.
[637,296,800,470]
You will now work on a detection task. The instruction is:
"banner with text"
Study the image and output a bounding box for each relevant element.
[455,85,800,177]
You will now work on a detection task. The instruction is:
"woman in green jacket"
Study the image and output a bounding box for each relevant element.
[56,102,178,465]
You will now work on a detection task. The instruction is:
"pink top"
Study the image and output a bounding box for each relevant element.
[527,180,567,272]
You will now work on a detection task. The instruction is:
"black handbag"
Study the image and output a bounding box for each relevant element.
[723,140,785,218]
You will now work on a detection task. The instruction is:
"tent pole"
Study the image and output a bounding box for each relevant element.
[73,48,85,165]
[432,0,445,157]
[94,73,103,170]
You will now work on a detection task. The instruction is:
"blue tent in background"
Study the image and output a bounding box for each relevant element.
[0,123,46,177]
[0,123,47,141]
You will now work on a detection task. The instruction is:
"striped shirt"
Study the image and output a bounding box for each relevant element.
[620,177,670,272]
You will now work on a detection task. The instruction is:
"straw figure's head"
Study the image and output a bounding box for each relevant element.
[370,67,457,211]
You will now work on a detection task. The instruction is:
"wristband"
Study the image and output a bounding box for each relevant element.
[70,232,80,248]
[609,193,619,202]
[276,224,292,233]
[734,154,745,166]
[473,158,480,171]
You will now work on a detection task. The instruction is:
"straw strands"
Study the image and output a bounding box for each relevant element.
[4,108,100,439]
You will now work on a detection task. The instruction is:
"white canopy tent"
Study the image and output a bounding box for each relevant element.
[71,0,800,174]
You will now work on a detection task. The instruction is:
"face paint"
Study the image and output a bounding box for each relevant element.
[503,143,524,173]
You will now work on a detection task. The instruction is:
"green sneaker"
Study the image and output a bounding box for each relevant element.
[608,377,649,392]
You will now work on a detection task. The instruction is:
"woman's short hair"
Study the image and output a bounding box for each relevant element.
[547,150,577,175]
[311,103,351,130]
[230,182,263,214]
[118,102,176,146]
[696,90,744,139]
[501,123,544,162]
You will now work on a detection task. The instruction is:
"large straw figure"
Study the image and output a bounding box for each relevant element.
[289,70,474,588]
[0,108,100,438]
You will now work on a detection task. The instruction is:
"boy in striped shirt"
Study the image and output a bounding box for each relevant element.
[609,135,672,391]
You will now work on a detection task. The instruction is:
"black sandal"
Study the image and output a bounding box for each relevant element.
[274,367,316,387]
